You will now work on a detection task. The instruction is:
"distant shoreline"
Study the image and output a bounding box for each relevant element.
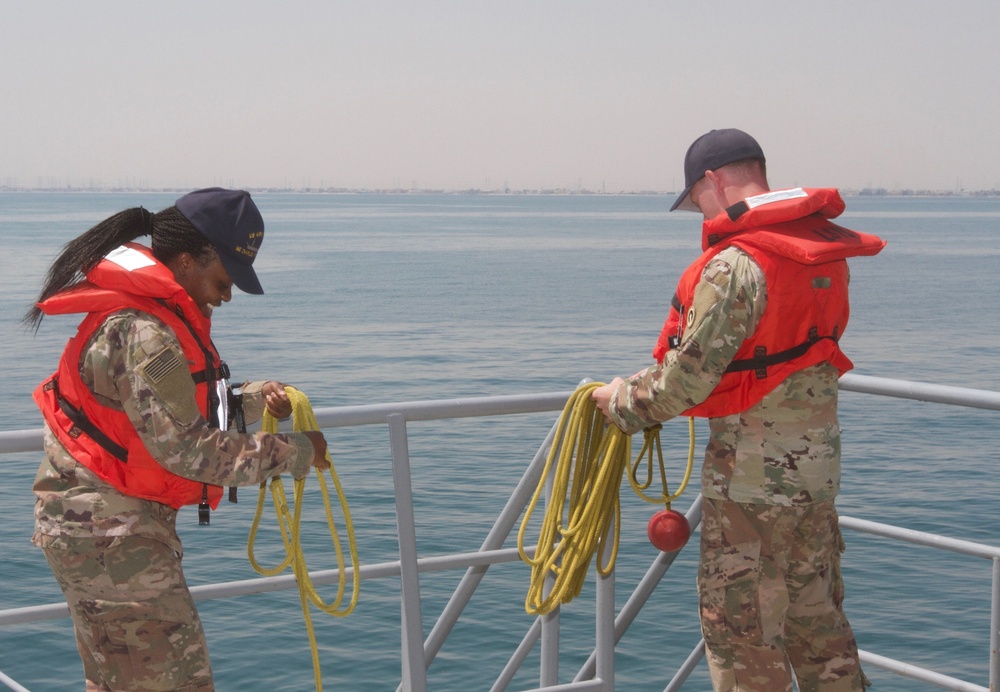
[1,186,998,198]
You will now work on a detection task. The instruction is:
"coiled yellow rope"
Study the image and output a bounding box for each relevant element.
[517,381,694,615]
[247,386,360,692]
[517,383,630,615]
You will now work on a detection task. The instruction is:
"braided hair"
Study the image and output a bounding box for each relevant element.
[23,205,217,330]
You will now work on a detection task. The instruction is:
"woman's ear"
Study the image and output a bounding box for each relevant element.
[165,252,194,280]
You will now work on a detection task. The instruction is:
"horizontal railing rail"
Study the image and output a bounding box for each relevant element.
[1,374,998,691]
[5,372,1000,456]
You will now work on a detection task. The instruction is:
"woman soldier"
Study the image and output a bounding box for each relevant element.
[26,188,329,692]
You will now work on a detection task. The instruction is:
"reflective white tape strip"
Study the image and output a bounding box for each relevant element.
[105,245,156,271]
[745,187,808,209]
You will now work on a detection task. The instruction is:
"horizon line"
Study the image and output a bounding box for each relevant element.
[2,185,999,198]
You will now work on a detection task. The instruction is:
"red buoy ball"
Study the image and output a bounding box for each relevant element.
[647,509,691,553]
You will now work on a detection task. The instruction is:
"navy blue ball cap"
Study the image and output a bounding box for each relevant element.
[175,188,265,294]
[670,128,765,212]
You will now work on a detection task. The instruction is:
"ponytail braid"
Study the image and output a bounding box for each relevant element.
[23,207,151,330]
[23,204,214,331]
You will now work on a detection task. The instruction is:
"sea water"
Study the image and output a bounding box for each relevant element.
[0,191,998,691]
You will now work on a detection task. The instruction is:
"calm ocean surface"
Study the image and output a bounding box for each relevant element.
[1,191,998,691]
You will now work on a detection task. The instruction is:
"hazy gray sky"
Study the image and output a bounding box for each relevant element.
[3,1,998,192]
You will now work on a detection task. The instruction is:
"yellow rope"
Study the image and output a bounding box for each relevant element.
[247,387,360,692]
[517,381,695,616]
[626,417,695,506]
[517,383,629,615]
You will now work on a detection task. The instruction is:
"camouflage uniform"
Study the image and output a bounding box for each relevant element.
[609,247,866,691]
[33,309,314,692]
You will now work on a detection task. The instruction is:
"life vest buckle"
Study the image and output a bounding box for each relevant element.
[753,345,768,379]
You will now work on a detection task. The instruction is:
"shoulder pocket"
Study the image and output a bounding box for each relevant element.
[135,347,200,425]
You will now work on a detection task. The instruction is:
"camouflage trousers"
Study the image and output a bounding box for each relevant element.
[698,498,866,692]
[38,534,213,692]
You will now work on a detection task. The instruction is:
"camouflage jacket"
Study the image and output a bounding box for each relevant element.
[32,309,314,553]
[609,246,841,506]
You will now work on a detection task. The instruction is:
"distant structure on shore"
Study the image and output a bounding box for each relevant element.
[1,183,998,197]
[857,186,1000,197]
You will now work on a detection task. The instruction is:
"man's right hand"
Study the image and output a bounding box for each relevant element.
[591,377,625,422]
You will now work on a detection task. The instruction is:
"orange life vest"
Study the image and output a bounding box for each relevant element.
[653,188,886,418]
[33,244,226,510]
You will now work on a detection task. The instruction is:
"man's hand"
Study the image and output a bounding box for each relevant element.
[591,377,625,422]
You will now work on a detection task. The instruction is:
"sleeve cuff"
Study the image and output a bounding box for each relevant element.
[288,432,315,479]
[238,381,267,425]
[609,383,647,436]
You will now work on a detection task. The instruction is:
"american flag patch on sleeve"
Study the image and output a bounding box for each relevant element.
[142,348,183,383]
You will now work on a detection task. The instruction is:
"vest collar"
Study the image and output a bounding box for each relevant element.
[38,243,211,338]
[701,188,846,250]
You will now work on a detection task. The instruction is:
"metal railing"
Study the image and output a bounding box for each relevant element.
[1,374,999,691]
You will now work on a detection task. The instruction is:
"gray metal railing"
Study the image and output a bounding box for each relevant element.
[1,374,999,691]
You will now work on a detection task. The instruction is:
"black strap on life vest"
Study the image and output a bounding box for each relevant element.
[155,300,232,521]
[724,326,840,379]
[726,200,750,222]
[45,378,129,462]
[157,299,227,386]
[226,386,247,504]
[667,294,684,350]
[191,363,231,385]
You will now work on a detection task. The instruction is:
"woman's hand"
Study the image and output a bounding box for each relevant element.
[262,381,293,419]
[303,431,331,471]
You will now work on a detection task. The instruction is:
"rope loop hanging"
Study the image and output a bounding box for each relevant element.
[247,386,360,692]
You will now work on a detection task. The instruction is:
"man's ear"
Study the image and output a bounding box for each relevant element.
[704,169,722,194]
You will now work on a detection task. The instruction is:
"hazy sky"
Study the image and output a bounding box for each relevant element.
[3,1,998,192]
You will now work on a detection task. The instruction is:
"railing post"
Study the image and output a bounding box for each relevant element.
[991,556,999,692]
[387,413,427,692]
[540,593,559,686]
[595,566,615,690]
